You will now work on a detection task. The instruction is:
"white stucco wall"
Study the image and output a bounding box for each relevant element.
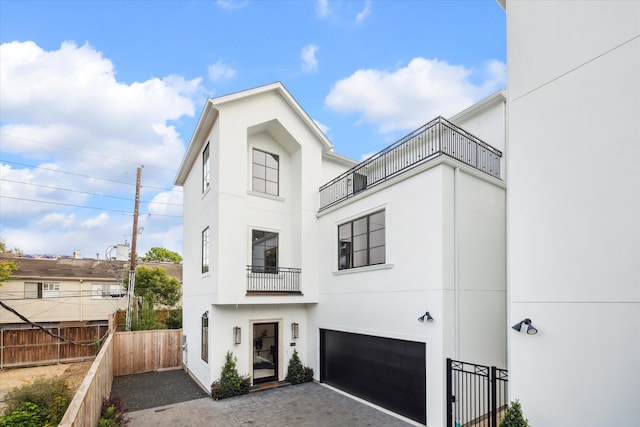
[316,159,506,427]
[506,1,640,425]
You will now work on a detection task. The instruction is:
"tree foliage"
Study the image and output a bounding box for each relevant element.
[0,237,17,286]
[140,247,182,263]
[124,265,181,307]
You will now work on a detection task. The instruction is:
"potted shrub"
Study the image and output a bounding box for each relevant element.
[499,400,530,427]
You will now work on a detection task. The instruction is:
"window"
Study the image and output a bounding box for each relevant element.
[338,210,385,270]
[252,148,279,196]
[201,313,209,362]
[202,227,210,273]
[24,282,60,299]
[202,142,210,192]
[252,230,278,273]
[91,284,125,299]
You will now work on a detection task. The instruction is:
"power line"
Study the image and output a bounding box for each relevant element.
[0,299,110,346]
[0,178,183,206]
[1,158,182,193]
[0,132,180,172]
[0,195,182,218]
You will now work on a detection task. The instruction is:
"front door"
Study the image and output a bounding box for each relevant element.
[253,322,278,383]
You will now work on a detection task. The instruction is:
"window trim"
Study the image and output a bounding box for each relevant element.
[251,148,279,196]
[338,210,386,270]
[201,313,209,363]
[202,227,210,274]
[202,142,210,193]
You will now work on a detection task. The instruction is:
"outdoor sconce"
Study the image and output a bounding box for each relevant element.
[418,311,434,322]
[291,322,299,339]
[512,318,538,335]
[233,326,241,344]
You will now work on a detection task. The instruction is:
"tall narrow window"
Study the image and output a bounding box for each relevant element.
[202,142,210,192]
[252,148,279,196]
[252,230,278,273]
[338,210,385,270]
[202,227,210,273]
[201,313,209,362]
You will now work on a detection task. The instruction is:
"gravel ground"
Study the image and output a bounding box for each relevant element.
[110,369,208,411]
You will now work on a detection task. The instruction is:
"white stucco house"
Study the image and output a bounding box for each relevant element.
[175,82,506,426]
[503,0,640,425]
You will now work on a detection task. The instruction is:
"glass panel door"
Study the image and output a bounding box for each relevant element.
[253,322,278,383]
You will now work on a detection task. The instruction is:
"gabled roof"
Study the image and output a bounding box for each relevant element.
[1,253,182,282]
[175,82,335,186]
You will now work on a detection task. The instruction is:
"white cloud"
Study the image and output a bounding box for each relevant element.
[313,120,330,135]
[356,1,371,24]
[216,0,248,10]
[208,60,237,82]
[38,213,75,229]
[325,57,506,133]
[0,40,199,258]
[316,0,330,18]
[301,44,319,73]
[359,151,377,162]
[82,213,109,228]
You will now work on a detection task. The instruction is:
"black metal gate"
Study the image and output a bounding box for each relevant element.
[446,358,508,427]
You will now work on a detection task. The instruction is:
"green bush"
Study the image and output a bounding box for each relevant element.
[164,307,183,329]
[499,400,530,427]
[285,350,314,384]
[211,351,250,400]
[98,396,127,426]
[0,377,72,426]
[285,350,305,384]
[0,402,44,427]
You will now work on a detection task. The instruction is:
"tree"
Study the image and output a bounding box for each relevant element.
[124,265,181,307]
[140,247,182,264]
[0,237,17,286]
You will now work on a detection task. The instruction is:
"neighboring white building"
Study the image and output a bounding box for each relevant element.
[175,82,506,426]
[503,1,640,425]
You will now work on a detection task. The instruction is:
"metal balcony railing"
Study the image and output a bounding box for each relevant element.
[246,266,301,293]
[319,116,502,211]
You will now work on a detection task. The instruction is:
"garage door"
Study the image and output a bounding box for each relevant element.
[320,329,426,425]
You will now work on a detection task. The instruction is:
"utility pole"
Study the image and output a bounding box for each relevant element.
[125,166,142,331]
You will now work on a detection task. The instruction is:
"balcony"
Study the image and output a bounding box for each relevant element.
[319,116,502,211]
[246,266,302,295]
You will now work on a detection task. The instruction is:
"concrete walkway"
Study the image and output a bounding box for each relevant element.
[126,382,415,427]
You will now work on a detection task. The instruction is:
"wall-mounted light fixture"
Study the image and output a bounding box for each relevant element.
[233,326,241,344]
[512,318,537,335]
[418,311,434,322]
[291,322,299,339]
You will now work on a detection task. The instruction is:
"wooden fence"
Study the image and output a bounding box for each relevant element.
[113,329,183,376]
[0,325,109,369]
[59,328,183,426]
[59,333,114,427]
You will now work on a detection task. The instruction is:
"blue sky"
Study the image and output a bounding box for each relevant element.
[0,0,505,258]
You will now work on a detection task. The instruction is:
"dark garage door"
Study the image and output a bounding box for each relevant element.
[320,329,426,425]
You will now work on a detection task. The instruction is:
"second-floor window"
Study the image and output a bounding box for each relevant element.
[202,227,210,273]
[24,282,60,299]
[338,210,386,270]
[91,284,125,299]
[202,142,210,193]
[252,230,278,273]
[252,148,279,196]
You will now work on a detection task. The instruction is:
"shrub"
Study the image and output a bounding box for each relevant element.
[1,377,72,426]
[0,401,44,427]
[164,307,183,329]
[304,366,314,383]
[211,351,250,400]
[98,395,128,427]
[285,350,305,384]
[285,350,314,385]
[499,400,530,427]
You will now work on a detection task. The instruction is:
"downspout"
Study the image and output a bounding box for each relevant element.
[453,167,460,359]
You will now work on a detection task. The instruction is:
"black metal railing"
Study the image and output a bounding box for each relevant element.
[319,116,502,211]
[246,266,301,293]
[446,358,509,427]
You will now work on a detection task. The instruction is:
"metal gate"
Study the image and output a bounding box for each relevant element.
[446,358,508,427]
